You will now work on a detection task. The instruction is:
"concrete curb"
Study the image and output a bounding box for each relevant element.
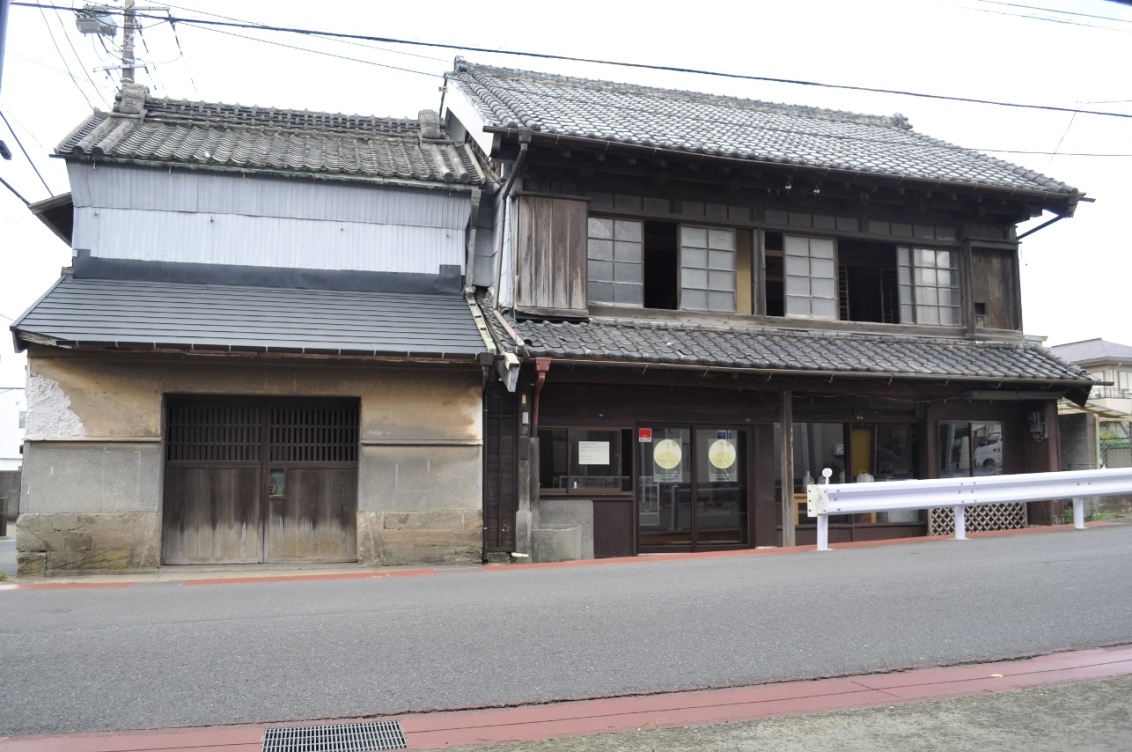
[4,644,1131,751]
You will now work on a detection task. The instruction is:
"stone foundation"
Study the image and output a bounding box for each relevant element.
[357,510,481,566]
[16,512,160,576]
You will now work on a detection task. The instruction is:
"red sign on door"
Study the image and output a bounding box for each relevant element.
[638,427,653,443]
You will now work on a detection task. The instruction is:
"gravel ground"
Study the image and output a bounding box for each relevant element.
[455,676,1132,752]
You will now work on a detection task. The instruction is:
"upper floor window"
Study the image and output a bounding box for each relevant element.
[783,235,837,319]
[587,217,644,306]
[587,218,736,313]
[580,212,961,326]
[770,233,959,326]
[899,247,960,326]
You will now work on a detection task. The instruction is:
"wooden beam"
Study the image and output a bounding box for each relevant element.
[780,390,795,547]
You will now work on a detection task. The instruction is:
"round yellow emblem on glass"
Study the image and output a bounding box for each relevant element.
[709,439,736,470]
[653,438,682,470]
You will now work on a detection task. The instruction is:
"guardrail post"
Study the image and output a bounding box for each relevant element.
[816,515,828,552]
[1073,497,1085,529]
[954,505,966,540]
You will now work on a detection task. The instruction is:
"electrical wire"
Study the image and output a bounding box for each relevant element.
[0,109,53,194]
[976,0,1132,24]
[0,105,49,153]
[37,7,98,109]
[135,23,164,93]
[964,5,1131,32]
[160,1,448,63]
[20,4,1131,159]
[13,2,1132,121]
[0,175,31,205]
[189,24,437,78]
[52,8,112,107]
[166,14,198,93]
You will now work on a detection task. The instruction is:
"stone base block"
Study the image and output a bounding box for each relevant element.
[357,510,482,566]
[538,498,594,560]
[532,525,582,563]
[16,512,160,577]
[514,508,533,556]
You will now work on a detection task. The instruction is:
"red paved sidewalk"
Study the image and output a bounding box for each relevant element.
[5,644,1131,752]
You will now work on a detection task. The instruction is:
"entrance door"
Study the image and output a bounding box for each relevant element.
[162,397,359,564]
[638,427,747,550]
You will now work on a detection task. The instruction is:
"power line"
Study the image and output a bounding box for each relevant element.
[13,2,1132,121]
[53,7,112,104]
[161,1,447,63]
[976,0,1132,24]
[966,5,1132,32]
[0,108,53,194]
[190,24,436,78]
[0,175,30,205]
[166,13,197,93]
[37,6,98,109]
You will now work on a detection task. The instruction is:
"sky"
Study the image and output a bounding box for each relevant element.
[1,0,1130,390]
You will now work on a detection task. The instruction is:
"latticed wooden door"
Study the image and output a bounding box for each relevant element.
[482,383,518,554]
[163,397,359,564]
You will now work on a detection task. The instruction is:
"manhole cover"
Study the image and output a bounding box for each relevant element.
[262,720,407,751]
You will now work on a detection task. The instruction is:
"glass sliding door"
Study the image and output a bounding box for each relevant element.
[638,428,692,547]
[638,426,748,549]
[695,429,747,544]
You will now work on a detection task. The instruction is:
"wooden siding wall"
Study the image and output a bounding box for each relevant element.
[515,195,587,314]
[971,247,1021,331]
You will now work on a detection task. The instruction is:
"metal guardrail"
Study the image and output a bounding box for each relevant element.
[806,467,1132,551]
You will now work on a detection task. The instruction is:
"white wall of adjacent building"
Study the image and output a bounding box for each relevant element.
[0,387,26,471]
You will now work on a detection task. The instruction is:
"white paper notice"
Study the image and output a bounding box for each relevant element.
[576,441,610,466]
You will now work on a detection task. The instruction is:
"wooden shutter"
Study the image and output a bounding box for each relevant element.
[515,195,588,315]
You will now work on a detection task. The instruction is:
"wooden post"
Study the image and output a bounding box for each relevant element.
[780,390,795,547]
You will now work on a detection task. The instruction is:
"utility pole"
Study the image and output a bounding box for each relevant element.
[121,0,135,84]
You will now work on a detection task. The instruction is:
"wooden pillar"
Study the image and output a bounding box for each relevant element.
[780,390,795,547]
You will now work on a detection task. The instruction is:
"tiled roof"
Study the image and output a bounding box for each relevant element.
[1051,338,1132,365]
[450,61,1079,199]
[57,84,485,185]
[13,276,487,358]
[498,315,1091,385]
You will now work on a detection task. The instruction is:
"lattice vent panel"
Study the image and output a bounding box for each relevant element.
[929,503,1027,536]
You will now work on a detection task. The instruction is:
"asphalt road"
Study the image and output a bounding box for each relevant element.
[2,525,1132,737]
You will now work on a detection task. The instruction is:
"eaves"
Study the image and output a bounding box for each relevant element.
[483,127,1084,216]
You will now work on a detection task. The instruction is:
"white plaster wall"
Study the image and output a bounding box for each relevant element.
[23,376,82,440]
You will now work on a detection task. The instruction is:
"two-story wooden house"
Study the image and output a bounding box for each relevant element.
[443,60,1094,559]
[12,83,494,575]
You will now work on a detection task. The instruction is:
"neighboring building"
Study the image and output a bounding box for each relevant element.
[1052,339,1132,421]
[1051,338,1132,516]
[444,60,1094,558]
[0,385,25,523]
[0,385,25,471]
[11,84,494,575]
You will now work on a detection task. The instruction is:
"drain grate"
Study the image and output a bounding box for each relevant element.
[262,720,407,752]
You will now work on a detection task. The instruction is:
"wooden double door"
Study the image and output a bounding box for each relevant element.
[162,397,359,565]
